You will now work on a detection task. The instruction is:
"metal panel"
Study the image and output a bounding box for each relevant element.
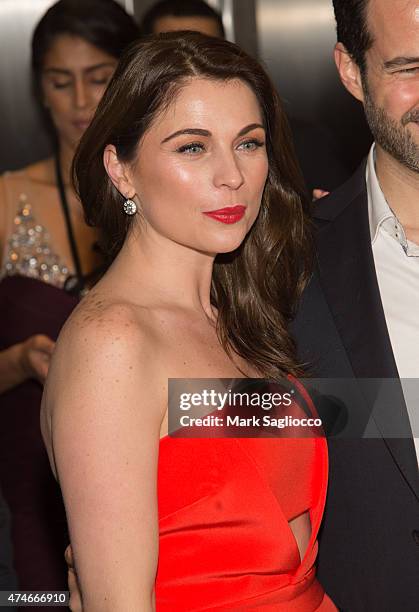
[0,0,55,172]
[256,0,372,170]
[231,0,258,57]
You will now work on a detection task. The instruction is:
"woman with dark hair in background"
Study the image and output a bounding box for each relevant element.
[0,0,139,595]
[42,32,336,610]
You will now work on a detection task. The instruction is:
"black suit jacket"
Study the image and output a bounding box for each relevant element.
[289,117,351,194]
[292,162,419,611]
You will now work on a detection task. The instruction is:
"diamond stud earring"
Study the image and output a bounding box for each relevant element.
[123,198,137,216]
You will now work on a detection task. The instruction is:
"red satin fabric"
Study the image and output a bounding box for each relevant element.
[156,435,336,610]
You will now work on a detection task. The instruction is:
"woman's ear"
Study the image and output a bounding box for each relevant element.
[103,145,136,199]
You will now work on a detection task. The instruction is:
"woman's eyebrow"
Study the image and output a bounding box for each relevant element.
[42,62,116,76]
[83,62,116,75]
[161,128,210,144]
[237,123,265,136]
[161,123,265,145]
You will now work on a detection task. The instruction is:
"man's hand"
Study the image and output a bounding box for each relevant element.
[18,334,55,384]
[65,545,82,612]
[312,188,330,201]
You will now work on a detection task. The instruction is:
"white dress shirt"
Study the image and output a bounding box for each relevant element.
[366,145,419,464]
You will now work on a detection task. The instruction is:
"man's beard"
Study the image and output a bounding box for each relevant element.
[362,77,419,173]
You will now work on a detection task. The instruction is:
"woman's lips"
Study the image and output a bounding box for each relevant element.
[203,205,246,224]
[72,120,91,131]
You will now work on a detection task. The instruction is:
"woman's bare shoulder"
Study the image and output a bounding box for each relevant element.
[0,166,31,245]
[1,159,53,185]
[55,288,158,376]
[24,158,55,185]
[43,293,162,610]
[42,287,166,459]
[42,288,162,599]
[0,167,25,198]
[0,159,54,252]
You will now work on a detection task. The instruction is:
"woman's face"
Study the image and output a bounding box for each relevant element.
[41,34,117,150]
[126,77,269,256]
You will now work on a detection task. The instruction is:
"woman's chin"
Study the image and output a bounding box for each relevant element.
[203,227,249,254]
[210,239,246,256]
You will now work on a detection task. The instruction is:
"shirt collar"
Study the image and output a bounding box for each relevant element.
[366,144,419,256]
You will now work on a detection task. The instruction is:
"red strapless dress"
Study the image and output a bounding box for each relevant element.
[156,433,336,610]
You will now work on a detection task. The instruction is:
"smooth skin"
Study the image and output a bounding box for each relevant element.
[42,78,312,611]
[151,12,326,201]
[0,35,116,393]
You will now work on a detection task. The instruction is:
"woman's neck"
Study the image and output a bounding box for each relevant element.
[110,226,216,319]
[57,141,76,187]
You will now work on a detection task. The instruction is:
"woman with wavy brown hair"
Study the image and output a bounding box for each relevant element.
[41,32,336,611]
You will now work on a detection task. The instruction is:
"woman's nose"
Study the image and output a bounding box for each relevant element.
[213,151,244,190]
[73,79,88,109]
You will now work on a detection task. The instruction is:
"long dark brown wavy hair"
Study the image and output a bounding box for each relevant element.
[73,31,312,378]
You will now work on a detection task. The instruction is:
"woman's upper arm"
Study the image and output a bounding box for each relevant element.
[45,307,164,611]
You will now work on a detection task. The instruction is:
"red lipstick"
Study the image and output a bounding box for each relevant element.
[203,205,246,224]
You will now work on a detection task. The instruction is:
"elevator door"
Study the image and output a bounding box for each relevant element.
[256,0,372,171]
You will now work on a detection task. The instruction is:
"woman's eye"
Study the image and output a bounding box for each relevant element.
[52,82,71,89]
[176,142,205,155]
[238,139,265,151]
[90,77,111,86]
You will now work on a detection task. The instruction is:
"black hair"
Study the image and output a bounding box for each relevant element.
[141,0,225,37]
[32,0,140,89]
[332,0,373,73]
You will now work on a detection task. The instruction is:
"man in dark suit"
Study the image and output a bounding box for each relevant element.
[293,1,419,610]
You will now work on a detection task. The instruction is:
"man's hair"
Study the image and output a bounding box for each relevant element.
[141,0,225,37]
[332,0,373,73]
